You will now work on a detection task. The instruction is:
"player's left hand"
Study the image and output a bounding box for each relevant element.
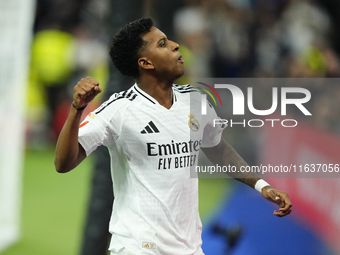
[261,186,292,217]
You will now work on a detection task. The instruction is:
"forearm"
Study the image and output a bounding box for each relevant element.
[54,106,85,173]
[54,77,101,173]
[202,140,292,216]
[202,139,260,188]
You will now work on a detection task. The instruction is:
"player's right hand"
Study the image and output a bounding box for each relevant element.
[73,77,102,109]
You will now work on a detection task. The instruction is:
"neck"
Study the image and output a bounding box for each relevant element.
[137,75,174,109]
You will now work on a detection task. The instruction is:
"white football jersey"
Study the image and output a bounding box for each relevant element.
[78,84,224,255]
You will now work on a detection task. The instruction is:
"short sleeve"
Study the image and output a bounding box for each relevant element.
[201,102,226,148]
[78,112,114,156]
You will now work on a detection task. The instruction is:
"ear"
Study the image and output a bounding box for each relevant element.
[138,57,154,70]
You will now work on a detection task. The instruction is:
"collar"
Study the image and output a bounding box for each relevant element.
[133,83,177,106]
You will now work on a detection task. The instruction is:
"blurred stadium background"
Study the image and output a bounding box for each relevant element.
[1,0,340,254]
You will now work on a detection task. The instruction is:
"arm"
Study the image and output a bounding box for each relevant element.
[201,139,292,217]
[54,77,102,173]
[202,139,259,187]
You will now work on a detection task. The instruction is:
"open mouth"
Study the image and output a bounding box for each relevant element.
[178,55,184,64]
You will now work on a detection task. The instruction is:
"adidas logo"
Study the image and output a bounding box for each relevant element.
[142,241,156,249]
[141,121,159,134]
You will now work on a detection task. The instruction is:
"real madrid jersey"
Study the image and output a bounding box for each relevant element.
[78,83,224,255]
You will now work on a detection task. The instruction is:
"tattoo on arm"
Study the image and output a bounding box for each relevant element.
[202,139,259,188]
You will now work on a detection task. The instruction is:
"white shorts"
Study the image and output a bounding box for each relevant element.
[110,247,204,255]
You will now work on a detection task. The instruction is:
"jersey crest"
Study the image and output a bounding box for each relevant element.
[188,114,199,131]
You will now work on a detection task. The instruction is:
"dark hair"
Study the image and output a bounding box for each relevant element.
[109,18,153,78]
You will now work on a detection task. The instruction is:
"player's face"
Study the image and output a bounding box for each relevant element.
[140,27,184,81]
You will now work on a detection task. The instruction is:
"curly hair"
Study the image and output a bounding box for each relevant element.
[109,18,153,78]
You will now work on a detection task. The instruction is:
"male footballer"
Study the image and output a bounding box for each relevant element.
[55,18,292,255]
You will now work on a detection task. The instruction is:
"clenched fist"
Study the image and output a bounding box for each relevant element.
[73,77,102,109]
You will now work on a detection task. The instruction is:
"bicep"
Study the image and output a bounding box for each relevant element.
[201,139,227,165]
[201,138,248,171]
[73,143,87,168]
[202,138,259,188]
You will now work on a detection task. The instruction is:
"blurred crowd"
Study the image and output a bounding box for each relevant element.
[175,0,339,79]
[26,0,340,149]
[27,0,110,148]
